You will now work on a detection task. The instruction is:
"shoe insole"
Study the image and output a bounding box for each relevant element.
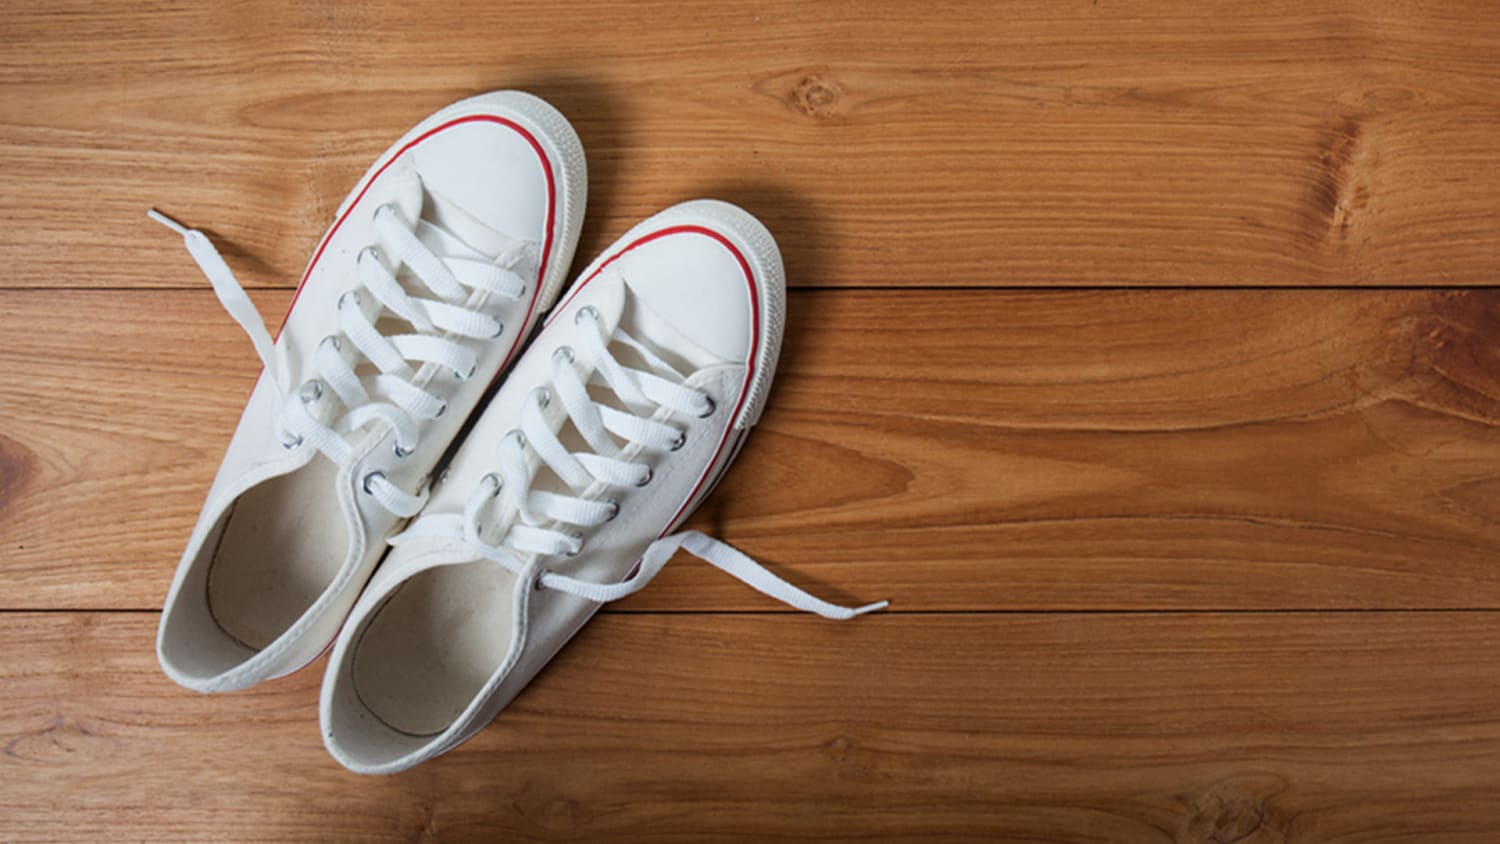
[351,562,516,736]
[206,458,349,650]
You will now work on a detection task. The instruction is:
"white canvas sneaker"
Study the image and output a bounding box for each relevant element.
[152,91,587,693]
[320,199,886,774]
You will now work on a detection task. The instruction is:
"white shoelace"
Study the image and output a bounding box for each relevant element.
[149,202,531,518]
[396,303,888,620]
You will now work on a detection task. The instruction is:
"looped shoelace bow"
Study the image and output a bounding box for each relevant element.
[396,303,888,620]
[149,202,532,518]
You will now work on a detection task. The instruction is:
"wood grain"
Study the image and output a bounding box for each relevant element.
[4,1,1500,289]
[5,2,1500,838]
[3,611,1499,842]
[4,287,1500,611]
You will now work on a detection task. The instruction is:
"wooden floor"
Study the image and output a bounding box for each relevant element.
[4,1,1500,840]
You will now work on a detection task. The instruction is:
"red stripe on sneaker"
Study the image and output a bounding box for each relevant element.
[545,223,763,542]
[276,113,559,385]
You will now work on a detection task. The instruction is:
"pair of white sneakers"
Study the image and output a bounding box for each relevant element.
[151,91,885,774]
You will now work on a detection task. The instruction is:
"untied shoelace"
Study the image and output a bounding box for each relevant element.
[394,299,888,620]
[148,197,531,518]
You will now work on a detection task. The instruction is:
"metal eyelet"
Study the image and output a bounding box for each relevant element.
[532,387,550,410]
[281,433,304,450]
[534,569,549,591]
[393,442,414,458]
[489,318,505,339]
[563,530,585,557]
[337,290,360,311]
[508,430,527,450]
[433,400,447,418]
[635,466,653,487]
[320,335,342,353]
[357,245,381,266]
[553,346,575,365]
[696,395,716,418]
[481,472,503,497]
[455,362,477,381]
[669,430,686,452]
[604,498,620,521]
[299,379,323,405]
[362,471,386,495]
[574,305,599,326]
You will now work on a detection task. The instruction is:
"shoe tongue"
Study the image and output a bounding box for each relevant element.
[421,187,517,260]
[575,269,627,362]
[384,160,514,262]
[620,272,732,371]
[574,269,729,378]
[415,213,489,263]
[385,163,426,232]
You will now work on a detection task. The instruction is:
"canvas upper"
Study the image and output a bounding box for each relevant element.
[320,199,884,774]
[155,91,587,693]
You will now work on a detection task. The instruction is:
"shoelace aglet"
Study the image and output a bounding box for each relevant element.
[147,206,289,397]
[850,599,890,617]
[147,208,192,237]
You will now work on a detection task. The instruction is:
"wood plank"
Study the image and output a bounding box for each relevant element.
[2,611,1498,841]
[4,1,1500,289]
[4,287,1500,611]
